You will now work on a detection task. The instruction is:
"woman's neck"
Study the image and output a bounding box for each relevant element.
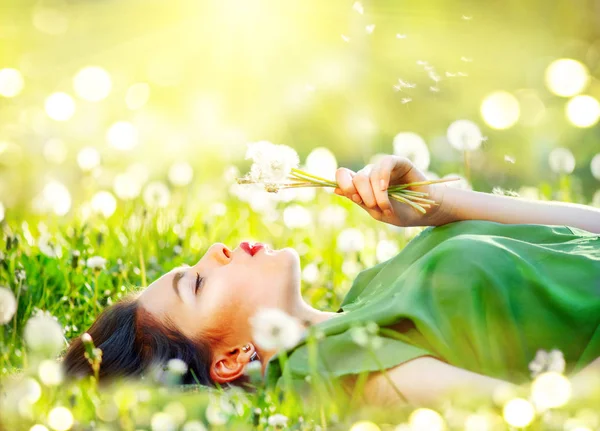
[290,297,338,328]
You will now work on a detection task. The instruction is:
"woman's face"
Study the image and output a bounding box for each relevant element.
[138,242,301,347]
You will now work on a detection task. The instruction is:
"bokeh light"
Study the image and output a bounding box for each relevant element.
[566,95,600,128]
[503,398,535,427]
[45,92,76,121]
[283,204,313,228]
[32,7,68,35]
[548,148,576,174]
[408,408,445,431]
[43,139,68,164]
[113,172,143,200]
[591,154,600,180]
[0,68,25,97]
[392,132,431,171]
[73,66,112,102]
[143,181,171,208]
[76,147,101,171]
[305,147,338,180]
[545,58,589,97]
[47,406,74,431]
[42,181,72,215]
[106,121,139,150]
[30,425,50,431]
[480,91,520,129]
[168,162,194,187]
[125,82,150,110]
[531,371,571,409]
[446,120,483,151]
[38,360,64,386]
[91,191,117,218]
[349,421,380,431]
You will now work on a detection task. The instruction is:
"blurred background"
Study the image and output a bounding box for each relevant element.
[0,0,599,222]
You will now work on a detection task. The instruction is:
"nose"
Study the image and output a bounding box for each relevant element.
[206,243,231,263]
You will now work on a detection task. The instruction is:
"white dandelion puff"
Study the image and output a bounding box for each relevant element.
[267,414,289,428]
[529,349,566,378]
[352,1,364,14]
[167,358,188,375]
[393,132,431,171]
[0,287,17,325]
[244,141,300,183]
[250,308,304,351]
[447,119,483,151]
[548,148,576,174]
[24,314,64,355]
[86,256,107,270]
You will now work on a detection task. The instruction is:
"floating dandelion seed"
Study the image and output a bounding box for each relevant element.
[352,1,364,14]
[401,97,412,104]
[416,60,428,66]
[504,155,516,164]
[430,86,440,92]
[457,71,469,77]
[424,65,434,72]
[341,34,350,42]
[462,15,473,20]
[445,71,456,77]
[365,24,376,34]
[393,85,402,92]
[397,79,416,89]
[396,33,407,39]
[428,71,441,82]
[460,56,473,62]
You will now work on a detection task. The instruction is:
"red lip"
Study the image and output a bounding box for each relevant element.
[240,242,265,257]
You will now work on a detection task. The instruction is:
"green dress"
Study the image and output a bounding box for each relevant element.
[264,220,600,392]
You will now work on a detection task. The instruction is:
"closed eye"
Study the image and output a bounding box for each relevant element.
[194,272,205,295]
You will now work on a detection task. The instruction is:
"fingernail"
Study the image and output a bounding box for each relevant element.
[380,179,386,190]
[352,194,362,203]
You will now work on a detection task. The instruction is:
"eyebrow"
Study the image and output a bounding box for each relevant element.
[171,268,188,301]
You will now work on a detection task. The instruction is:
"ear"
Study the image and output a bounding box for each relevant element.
[209,344,255,384]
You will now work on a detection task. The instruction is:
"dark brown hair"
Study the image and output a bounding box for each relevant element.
[63,296,231,386]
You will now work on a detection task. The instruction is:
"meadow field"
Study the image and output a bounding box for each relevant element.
[1,0,600,429]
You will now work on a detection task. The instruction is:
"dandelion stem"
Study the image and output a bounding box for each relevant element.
[389,193,426,214]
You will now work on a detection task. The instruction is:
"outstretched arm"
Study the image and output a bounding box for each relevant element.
[360,356,520,407]
[335,156,600,233]
[434,187,600,234]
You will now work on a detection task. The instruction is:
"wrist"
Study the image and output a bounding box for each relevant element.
[427,185,457,226]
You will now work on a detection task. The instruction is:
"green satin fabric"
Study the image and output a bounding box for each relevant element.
[264,220,600,391]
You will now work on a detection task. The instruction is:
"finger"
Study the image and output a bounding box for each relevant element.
[335,168,359,201]
[352,170,378,209]
[369,163,393,215]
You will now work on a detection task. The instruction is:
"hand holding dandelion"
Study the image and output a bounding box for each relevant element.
[237,142,458,225]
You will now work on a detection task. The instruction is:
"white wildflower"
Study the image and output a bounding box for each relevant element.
[167,358,188,375]
[268,414,289,428]
[250,308,303,351]
[37,233,62,258]
[548,148,576,174]
[0,287,17,325]
[529,349,566,378]
[337,228,365,253]
[143,181,171,208]
[244,141,300,183]
[447,119,483,151]
[24,314,64,356]
[393,132,431,171]
[86,256,107,270]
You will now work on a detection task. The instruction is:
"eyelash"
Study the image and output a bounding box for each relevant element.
[194,272,204,294]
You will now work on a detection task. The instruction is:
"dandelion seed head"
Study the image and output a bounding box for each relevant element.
[250,308,303,351]
[447,119,483,151]
[548,148,575,174]
[0,287,17,325]
[393,132,431,171]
